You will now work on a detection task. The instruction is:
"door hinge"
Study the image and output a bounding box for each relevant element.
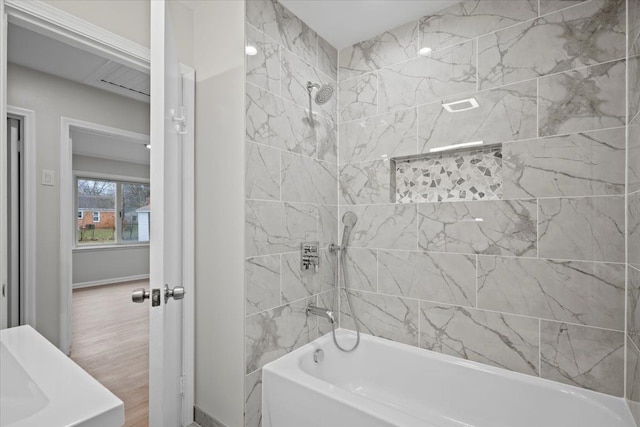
[179,375,185,396]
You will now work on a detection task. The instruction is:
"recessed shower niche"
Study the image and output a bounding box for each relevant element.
[391,144,503,204]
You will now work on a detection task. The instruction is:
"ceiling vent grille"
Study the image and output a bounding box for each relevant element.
[85,61,150,103]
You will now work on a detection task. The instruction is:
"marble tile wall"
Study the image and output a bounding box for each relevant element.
[337,0,629,398]
[244,1,338,425]
[628,0,640,422]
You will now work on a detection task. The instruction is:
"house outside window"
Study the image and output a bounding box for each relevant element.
[92,211,100,222]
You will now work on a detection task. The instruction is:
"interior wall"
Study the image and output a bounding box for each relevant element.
[7,63,149,346]
[337,0,628,398]
[71,154,150,287]
[193,2,246,426]
[627,0,640,421]
[243,0,338,425]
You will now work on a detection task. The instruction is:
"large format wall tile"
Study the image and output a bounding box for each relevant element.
[378,250,476,306]
[502,128,626,198]
[478,256,625,330]
[538,59,626,137]
[540,321,624,396]
[630,266,640,350]
[245,255,281,316]
[419,0,538,53]
[631,0,640,58]
[318,204,338,247]
[630,124,640,193]
[539,0,589,15]
[629,338,640,405]
[347,204,417,250]
[281,251,333,303]
[339,21,418,80]
[418,81,537,152]
[378,40,476,113]
[418,199,537,256]
[281,49,337,121]
[246,24,280,93]
[339,108,417,164]
[629,192,640,268]
[339,73,378,121]
[246,83,336,160]
[538,196,625,262]
[281,152,337,205]
[317,36,337,80]
[420,303,540,375]
[341,248,378,292]
[245,297,317,374]
[246,0,317,65]
[340,160,391,205]
[341,290,419,345]
[630,56,640,125]
[246,142,281,201]
[478,0,625,90]
[244,369,262,427]
[245,200,317,257]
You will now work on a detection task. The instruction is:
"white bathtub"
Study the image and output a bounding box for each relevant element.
[262,329,636,427]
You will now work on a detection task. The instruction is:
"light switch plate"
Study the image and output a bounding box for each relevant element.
[41,169,55,186]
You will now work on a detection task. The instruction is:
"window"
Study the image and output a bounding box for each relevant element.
[76,177,150,246]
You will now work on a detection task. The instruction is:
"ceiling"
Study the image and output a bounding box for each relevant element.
[278,0,458,49]
[71,128,150,166]
[7,23,150,103]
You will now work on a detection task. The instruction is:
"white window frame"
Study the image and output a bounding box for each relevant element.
[92,211,100,223]
[73,171,150,249]
[78,211,83,219]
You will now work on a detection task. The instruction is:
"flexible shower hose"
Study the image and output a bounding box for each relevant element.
[331,245,360,352]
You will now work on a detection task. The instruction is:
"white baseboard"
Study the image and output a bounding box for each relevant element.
[73,274,150,289]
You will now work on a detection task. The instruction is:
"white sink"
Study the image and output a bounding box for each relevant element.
[0,326,124,427]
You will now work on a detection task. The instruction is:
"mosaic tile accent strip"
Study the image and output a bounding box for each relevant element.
[394,146,502,203]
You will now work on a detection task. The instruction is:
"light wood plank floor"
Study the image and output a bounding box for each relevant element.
[71,280,150,427]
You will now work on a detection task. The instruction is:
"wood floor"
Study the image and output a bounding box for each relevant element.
[71,280,150,427]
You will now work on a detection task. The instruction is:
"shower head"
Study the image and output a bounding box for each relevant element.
[342,211,358,228]
[307,81,334,105]
[341,211,358,246]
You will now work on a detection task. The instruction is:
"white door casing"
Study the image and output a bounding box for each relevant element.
[0,0,8,330]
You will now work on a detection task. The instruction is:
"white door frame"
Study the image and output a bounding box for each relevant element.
[6,106,37,328]
[1,1,195,424]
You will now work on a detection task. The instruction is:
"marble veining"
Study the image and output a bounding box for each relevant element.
[338,73,378,122]
[339,108,418,164]
[540,321,624,396]
[539,0,589,16]
[244,370,262,427]
[246,24,281,93]
[420,302,540,375]
[419,0,538,53]
[340,160,391,205]
[281,251,334,303]
[246,0,318,66]
[478,0,626,90]
[281,152,337,205]
[378,40,477,113]
[418,199,537,256]
[538,59,626,137]
[478,256,625,330]
[245,255,281,316]
[378,250,476,307]
[538,196,625,263]
[246,142,280,201]
[339,20,418,81]
[340,248,378,292]
[501,128,626,198]
[341,290,419,346]
[394,147,503,204]
[418,80,537,152]
[630,193,640,268]
[628,338,640,405]
[317,36,338,79]
[347,204,418,250]
[630,266,640,352]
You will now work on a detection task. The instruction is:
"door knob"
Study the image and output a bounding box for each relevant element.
[132,288,150,303]
[164,285,185,303]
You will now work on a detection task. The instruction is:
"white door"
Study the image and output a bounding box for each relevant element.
[149,2,186,425]
[0,0,8,331]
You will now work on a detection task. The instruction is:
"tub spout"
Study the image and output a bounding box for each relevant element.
[306,304,335,324]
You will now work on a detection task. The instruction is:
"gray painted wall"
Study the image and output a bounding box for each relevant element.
[7,63,150,347]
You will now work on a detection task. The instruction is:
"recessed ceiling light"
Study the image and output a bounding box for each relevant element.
[419,47,432,56]
[245,45,258,56]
